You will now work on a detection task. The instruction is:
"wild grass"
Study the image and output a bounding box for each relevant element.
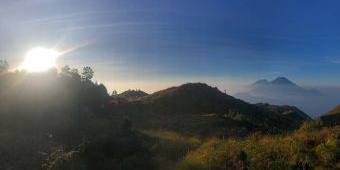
[177,125,340,170]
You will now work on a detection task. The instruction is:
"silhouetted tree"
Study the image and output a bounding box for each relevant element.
[61,65,71,75]
[111,90,118,96]
[0,60,9,73]
[60,65,80,79]
[70,68,81,81]
[81,66,94,82]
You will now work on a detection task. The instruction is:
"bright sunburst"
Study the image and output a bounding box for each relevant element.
[22,47,60,72]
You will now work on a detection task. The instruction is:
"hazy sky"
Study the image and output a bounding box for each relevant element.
[1,0,340,93]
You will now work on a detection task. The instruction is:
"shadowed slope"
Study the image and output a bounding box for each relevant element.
[319,105,340,126]
[125,83,310,136]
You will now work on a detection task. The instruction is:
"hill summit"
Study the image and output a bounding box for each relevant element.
[116,89,148,100]
[139,83,235,114]
[132,83,310,135]
[251,79,269,87]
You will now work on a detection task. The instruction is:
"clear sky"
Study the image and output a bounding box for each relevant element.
[1,0,340,93]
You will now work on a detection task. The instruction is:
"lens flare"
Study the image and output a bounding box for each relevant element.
[22,47,59,72]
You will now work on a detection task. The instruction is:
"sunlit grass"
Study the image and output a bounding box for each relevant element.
[177,125,340,170]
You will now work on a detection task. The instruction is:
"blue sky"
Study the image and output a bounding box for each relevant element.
[1,0,340,93]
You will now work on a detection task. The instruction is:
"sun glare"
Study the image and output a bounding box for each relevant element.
[22,47,59,72]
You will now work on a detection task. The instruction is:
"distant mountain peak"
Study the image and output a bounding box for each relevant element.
[252,79,269,86]
[270,77,296,85]
[235,77,325,117]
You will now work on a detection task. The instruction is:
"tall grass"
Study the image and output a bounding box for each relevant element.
[177,125,340,170]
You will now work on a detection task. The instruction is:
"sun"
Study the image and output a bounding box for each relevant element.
[22,47,60,72]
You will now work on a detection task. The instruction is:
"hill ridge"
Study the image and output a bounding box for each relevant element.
[131,82,310,135]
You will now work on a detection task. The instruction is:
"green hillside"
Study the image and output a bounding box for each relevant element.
[137,83,239,114]
[119,83,311,137]
[325,105,340,115]
[319,105,340,126]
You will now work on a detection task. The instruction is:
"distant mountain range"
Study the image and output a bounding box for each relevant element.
[246,77,322,98]
[234,77,339,117]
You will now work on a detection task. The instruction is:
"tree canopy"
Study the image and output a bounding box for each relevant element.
[81,66,94,82]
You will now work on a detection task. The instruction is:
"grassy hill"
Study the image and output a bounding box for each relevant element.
[116,89,148,100]
[319,105,340,126]
[137,83,238,114]
[116,83,311,137]
[256,103,312,121]
[325,105,340,115]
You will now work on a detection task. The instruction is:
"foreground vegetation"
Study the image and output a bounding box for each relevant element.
[178,122,340,170]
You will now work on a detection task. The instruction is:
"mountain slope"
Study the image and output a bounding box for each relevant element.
[256,103,312,122]
[271,77,296,85]
[324,105,340,116]
[138,83,238,114]
[319,105,340,126]
[250,79,269,88]
[125,83,310,136]
[116,90,148,100]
